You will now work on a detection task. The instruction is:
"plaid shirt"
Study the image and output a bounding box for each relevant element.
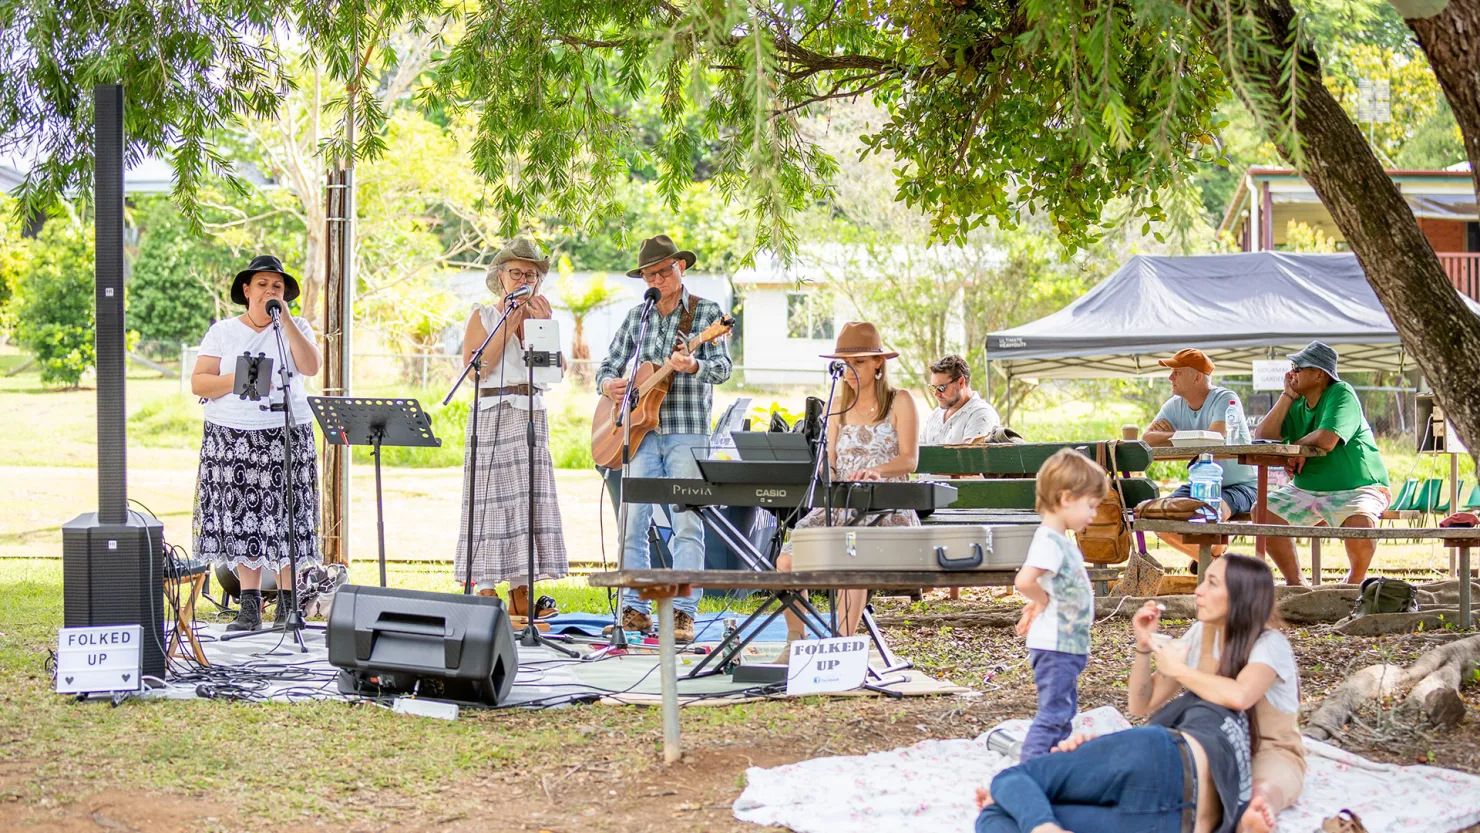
[595,288,733,436]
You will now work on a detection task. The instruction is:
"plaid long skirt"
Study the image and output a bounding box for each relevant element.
[454,402,569,586]
[193,421,321,572]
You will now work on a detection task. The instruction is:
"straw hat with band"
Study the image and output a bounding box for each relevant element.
[485,237,551,294]
[627,234,697,278]
[821,322,899,360]
[231,255,300,306]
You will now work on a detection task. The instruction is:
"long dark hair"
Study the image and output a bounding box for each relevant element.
[1216,553,1276,754]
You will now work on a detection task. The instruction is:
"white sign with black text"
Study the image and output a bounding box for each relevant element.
[1252,360,1289,391]
[56,624,142,694]
[785,635,869,696]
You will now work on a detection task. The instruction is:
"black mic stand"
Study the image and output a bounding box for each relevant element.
[802,362,848,635]
[592,290,661,657]
[222,305,321,652]
[517,339,579,657]
[444,295,522,596]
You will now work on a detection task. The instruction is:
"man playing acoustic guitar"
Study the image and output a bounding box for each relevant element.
[595,234,733,640]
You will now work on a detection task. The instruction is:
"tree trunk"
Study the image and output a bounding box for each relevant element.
[1407,0,1480,201]
[571,316,590,386]
[1305,633,1480,739]
[1194,0,1480,463]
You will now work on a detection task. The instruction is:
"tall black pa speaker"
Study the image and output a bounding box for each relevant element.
[61,84,166,681]
[326,585,518,706]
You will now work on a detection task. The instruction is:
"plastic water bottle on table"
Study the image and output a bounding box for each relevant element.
[1188,453,1223,523]
[1225,399,1252,445]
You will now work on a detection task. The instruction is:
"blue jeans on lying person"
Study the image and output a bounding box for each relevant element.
[1021,649,1088,761]
[976,726,1192,833]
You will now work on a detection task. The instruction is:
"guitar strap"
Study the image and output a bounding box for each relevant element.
[677,294,699,340]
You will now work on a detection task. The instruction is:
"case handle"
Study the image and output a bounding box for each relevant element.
[936,542,984,571]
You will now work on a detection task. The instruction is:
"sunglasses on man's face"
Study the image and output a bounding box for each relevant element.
[928,380,960,393]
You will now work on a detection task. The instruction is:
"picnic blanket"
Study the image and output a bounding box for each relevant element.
[732,706,1480,832]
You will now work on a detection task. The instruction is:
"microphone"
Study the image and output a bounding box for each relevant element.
[642,287,661,304]
[504,285,534,304]
[264,298,285,322]
[827,360,847,377]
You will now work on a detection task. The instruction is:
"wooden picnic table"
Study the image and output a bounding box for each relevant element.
[1148,444,1326,558]
[1133,518,1480,627]
[587,568,1075,763]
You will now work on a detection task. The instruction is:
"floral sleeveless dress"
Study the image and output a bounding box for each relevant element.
[782,417,920,552]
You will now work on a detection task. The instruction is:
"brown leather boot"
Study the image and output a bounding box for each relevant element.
[673,610,696,642]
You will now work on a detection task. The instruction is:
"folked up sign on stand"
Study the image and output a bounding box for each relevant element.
[56,624,142,695]
[785,635,869,696]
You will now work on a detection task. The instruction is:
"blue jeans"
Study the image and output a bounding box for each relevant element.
[1021,649,1087,761]
[622,433,706,616]
[976,726,1191,833]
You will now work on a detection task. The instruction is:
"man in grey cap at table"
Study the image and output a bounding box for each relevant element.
[1254,341,1391,586]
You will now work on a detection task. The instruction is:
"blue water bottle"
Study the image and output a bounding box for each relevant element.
[1188,453,1224,522]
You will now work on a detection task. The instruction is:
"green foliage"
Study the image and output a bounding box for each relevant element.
[0,193,27,334]
[128,199,237,345]
[11,214,96,387]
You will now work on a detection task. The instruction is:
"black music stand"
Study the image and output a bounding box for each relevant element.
[307,397,441,587]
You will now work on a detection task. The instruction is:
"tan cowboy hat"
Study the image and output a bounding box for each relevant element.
[626,234,697,277]
[820,322,899,359]
[486,237,550,292]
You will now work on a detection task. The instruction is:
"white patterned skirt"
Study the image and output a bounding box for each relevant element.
[454,402,568,585]
[193,421,321,572]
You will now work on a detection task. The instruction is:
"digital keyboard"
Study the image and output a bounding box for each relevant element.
[620,478,958,512]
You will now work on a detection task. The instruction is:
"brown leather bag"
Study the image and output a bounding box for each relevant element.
[1135,496,1211,521]
[1077,441,1133,565]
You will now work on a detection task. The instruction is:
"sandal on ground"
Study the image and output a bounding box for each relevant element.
[1321,810,1368,833]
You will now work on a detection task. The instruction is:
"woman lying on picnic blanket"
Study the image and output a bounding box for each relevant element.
[975,554,1288,833]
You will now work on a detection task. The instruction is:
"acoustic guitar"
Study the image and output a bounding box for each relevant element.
[590,315,734,470]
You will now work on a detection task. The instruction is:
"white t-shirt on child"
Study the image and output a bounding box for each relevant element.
[198,316,316,431]
[1021,526,1094,655]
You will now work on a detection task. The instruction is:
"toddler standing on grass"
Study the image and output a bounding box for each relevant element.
[1013,448,1107,761]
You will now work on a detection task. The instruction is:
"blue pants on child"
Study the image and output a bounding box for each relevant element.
[1021,648,1088,761]
[976,726,1193,833]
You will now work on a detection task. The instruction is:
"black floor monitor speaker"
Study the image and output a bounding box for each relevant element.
[326,585,518,706]
[62,513,167,680]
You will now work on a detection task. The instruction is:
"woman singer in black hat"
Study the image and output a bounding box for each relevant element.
[190,255,323,632]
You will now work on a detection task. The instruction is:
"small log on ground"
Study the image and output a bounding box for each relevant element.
[1400,663,1467,728]
[1305,633,1480,741]
[1095,594,1196,620]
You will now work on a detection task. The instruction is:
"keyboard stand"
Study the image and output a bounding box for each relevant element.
[676,501,912,691]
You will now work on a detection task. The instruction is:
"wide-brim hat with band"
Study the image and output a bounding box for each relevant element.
[486,237,551,293]
[626,234,697,277]
[231,255,299,306]
[1157,348,1215,375]
[820,321,899,360]
[1288,340,1341,382]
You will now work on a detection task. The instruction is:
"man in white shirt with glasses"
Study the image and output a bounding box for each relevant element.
[921,354,1001,445]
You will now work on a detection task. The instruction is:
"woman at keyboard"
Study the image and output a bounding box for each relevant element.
[774,322,920,648]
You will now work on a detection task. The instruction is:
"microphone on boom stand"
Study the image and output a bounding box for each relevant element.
[265,297,286,325]
[504,285,534,305]
[592,285,667,658]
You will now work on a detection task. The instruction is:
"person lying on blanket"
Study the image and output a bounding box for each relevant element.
[974,554,1289,833]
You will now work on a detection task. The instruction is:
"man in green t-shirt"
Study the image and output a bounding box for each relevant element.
[1254,341,1391,586]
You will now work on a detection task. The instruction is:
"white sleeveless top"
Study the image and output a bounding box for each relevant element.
[474,303,559,412]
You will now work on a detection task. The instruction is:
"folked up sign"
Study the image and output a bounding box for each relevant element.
[56,624,142,695]
[785,635,869,696]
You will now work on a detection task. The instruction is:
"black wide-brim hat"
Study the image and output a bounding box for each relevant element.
[231,255,300,306]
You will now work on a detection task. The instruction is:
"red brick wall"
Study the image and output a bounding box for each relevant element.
[1417,218,1466,253]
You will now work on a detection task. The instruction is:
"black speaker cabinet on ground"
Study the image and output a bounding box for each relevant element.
[326,585,517,706]
[62,512,167,680]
